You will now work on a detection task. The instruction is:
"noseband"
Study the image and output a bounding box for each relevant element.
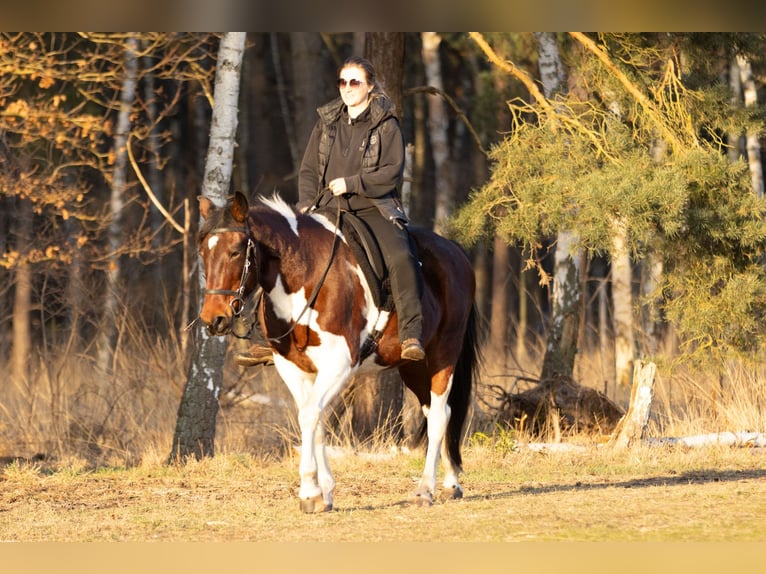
[203,226,255,318]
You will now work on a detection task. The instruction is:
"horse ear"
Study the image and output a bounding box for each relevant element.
[231,191,249,223]
[198,196,215,221]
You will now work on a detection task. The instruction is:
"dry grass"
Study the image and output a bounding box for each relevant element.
[2,314,766,542]
[1,442,765,542]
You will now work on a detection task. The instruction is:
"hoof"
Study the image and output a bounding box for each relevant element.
[409,491,433,507]
[299,495,332,514]
[440,486,464,501]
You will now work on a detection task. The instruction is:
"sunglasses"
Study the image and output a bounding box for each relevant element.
[337,78,365,88]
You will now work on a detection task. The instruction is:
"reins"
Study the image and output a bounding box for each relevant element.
[266,200,342,345]
[201,200,343,346]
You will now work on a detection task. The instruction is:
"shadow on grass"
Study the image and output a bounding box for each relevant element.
[333,467,766,512]
[464,466,766,502]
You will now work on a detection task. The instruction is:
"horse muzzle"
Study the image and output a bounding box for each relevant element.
[204,313,232,336]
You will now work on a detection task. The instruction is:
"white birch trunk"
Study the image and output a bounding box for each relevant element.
[535,32,583,381]
[737,54,764,198]
[611,218,635,388]
[421,32,454,234]
[171,32,246,461]
[98,36,138,373]
[535,32,565,94]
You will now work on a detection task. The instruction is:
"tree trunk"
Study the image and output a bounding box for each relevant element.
[640,253,663,356]
[142,44,167,325]
[421,32,455,235]
[11,196,32,387]
[609,360,656,449]
[170,32,247,461]
[536,32,583,382]
[611,218,635,388]
[364,33,404,118]
[290,32,325,162]
[540,231,583,381]
[727,57,743,163]
[270,33,299,171]
[98,35,138,373]
[737,54,764,198]
[489,233,510,368]
[516,265,534,366]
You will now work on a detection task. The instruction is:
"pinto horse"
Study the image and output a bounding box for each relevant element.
[197,191,479,512]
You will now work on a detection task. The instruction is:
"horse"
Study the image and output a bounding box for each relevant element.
[197,191,480,513]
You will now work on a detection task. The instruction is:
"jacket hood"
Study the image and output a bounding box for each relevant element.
[317,94,396,128]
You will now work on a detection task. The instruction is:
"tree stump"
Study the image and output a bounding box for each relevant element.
[608,360,657,449]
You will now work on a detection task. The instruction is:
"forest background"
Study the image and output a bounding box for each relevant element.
[2,32,766,466]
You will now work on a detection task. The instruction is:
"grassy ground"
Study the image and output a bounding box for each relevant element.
[2,441,765,542]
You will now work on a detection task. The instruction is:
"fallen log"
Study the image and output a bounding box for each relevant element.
[647,432,766,448]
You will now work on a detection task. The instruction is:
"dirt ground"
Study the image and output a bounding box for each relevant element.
[2,442,766,544]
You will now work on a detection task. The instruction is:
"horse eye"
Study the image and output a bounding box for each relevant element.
[229,250,241,260]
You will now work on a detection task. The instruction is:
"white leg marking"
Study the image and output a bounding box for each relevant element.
[273,338,356,508]
[415,376,453,502]
[441,438,462,494]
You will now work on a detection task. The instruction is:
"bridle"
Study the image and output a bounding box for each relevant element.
[199,199,342,346]
[203,225,255,318]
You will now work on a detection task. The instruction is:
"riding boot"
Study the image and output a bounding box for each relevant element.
[235,343,274,367]
[356,209,425,361]
[401,338,426,361]
[386,236,425,361]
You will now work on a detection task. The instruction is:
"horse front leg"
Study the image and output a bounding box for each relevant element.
[274,357,329,513]
[296,404,332,513]
[275,354,349,513]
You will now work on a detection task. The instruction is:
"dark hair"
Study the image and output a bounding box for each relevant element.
[340,56,385,97]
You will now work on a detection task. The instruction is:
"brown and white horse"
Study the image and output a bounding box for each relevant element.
[197,191,479,512]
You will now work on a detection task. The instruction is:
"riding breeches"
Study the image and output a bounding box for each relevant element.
[354,209,424,342]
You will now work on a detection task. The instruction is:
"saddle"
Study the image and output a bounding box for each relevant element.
[315,206,394,312]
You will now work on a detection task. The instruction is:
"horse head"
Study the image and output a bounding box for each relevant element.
[197,191,257,336]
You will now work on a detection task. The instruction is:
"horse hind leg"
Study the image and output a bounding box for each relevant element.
[410,368,460,506]
[439,435,463,501]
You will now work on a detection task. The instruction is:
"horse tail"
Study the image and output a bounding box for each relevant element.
[446,302,481,471]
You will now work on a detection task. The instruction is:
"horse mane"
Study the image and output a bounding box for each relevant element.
[256,193,300,236]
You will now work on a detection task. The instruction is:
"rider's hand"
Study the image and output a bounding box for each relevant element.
[328,178,347,196]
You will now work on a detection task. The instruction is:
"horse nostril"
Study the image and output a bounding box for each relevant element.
[206,315,229,336]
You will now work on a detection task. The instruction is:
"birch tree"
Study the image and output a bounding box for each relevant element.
[457,33,766,378]
[611,219,635,387]
[421,32,455,235]
[97,35,139,373]
[535,32,583,382]
[170,32,247,461]
[736,53,764,198]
